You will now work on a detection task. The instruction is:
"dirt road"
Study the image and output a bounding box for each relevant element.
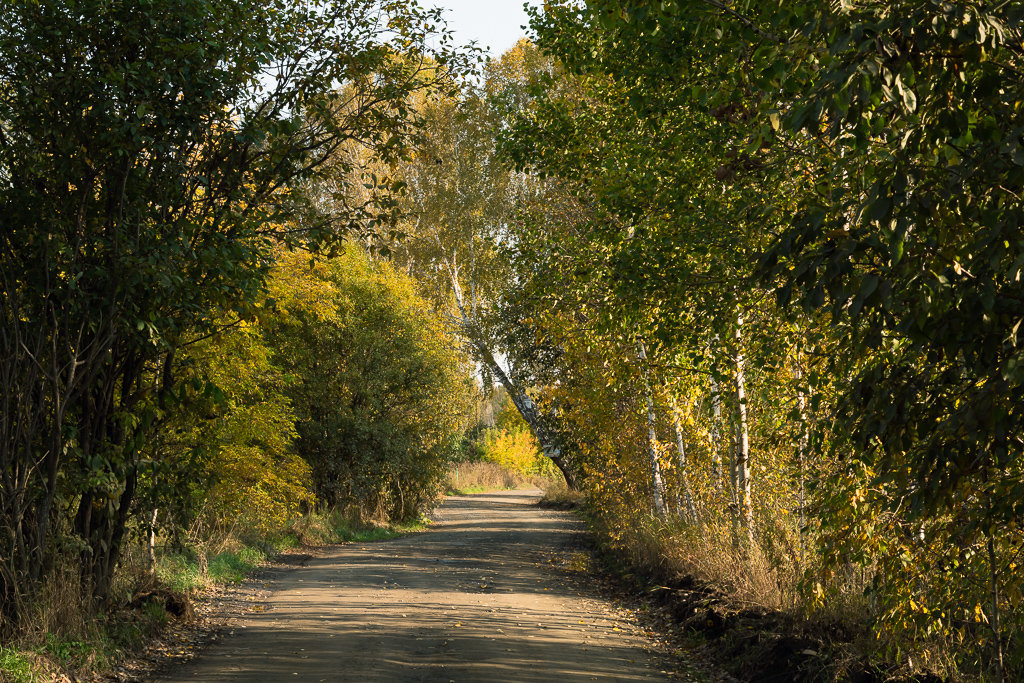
[159,491,676,682]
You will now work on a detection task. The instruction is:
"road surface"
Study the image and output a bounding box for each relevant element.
[159,490,674,682]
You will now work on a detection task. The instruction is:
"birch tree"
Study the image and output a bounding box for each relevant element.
[357,43,581,486]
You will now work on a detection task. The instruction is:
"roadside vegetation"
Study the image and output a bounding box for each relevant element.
[0,1,480,679]
[2,1,1022,682]
[447,390,562,495]
[480,5,1023,680]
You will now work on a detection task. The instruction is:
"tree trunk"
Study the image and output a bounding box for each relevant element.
[148,508,159,573]
[794,365,809,564]
[639,342,666,518]
[988,530,1005,682]
[450,269,577,489]
[671,403,698,523]
[733,313,754,541]
[709,375,724,494]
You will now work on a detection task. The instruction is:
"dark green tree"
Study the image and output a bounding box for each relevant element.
[0,0,471,626]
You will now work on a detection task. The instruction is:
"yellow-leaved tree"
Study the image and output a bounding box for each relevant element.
[264,247,475,522]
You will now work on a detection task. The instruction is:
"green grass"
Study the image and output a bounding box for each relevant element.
[290,508,427,546]
[0,647,37,683]
[40,634,97,669]
[343,519,428,541]
[446,483,489,495]
[156,544,277,593]
[1,631,129,683]
[155,512,427,594]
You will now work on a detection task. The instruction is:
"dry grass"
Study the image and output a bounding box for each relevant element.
[657,522,799,610]
[0,563,165,682]
[18,567,93,644]
[586,506,803,613]
[539,480,584,509]
[445,461,555,494]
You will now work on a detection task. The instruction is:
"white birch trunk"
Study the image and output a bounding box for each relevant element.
[794,365,809,547]
[671,403,699,523]
[709,375,724,494]
[733,313,754,540]
[147,507,158,572]
[639,342,667,518]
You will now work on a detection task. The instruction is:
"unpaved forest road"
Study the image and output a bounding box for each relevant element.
[159,490,679,682]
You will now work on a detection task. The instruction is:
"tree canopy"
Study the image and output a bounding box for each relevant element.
[0,0,472,627]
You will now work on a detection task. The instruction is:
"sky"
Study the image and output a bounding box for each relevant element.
[435,0,541,57]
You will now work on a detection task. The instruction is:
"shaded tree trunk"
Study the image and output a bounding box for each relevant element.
[148,508,159,572]
[638,342,666,518]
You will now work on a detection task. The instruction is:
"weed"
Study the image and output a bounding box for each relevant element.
[140,601,170,626]
[41,633,100,669]
[566,551,591,573]
[208,546,267,584]
[0,647,37,683]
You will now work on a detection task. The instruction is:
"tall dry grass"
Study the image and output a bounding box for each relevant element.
[656,521,800,610]
[446,461,556,494]
[583,488,805,613]
[538,479,584,509]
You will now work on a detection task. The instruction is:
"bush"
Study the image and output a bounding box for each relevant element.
[266,248,474,522]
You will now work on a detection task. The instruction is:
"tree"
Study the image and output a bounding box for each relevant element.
[498,10,811,533]
[159,316,313,539]
[356,41,582,486]
[504,1,1024,674]
[0,0,471,626]
[264,248,474,522]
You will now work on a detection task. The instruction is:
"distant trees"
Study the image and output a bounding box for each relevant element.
[364,41,581,486]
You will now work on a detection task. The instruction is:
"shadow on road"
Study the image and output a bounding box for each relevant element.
[158,490,664,683]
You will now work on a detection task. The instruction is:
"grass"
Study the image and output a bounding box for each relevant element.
[156,510,427,594]
[0,647,37,683]
[156,546,270,594]
[0,605,160,683]
[539,480,584,509]
[39,634,97,670]
[446,461,558,495]
[289,509,428,546]
[447,482,489,495]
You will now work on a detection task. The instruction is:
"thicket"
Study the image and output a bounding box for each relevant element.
[0,0,479,659]
[472,2,1023,680]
